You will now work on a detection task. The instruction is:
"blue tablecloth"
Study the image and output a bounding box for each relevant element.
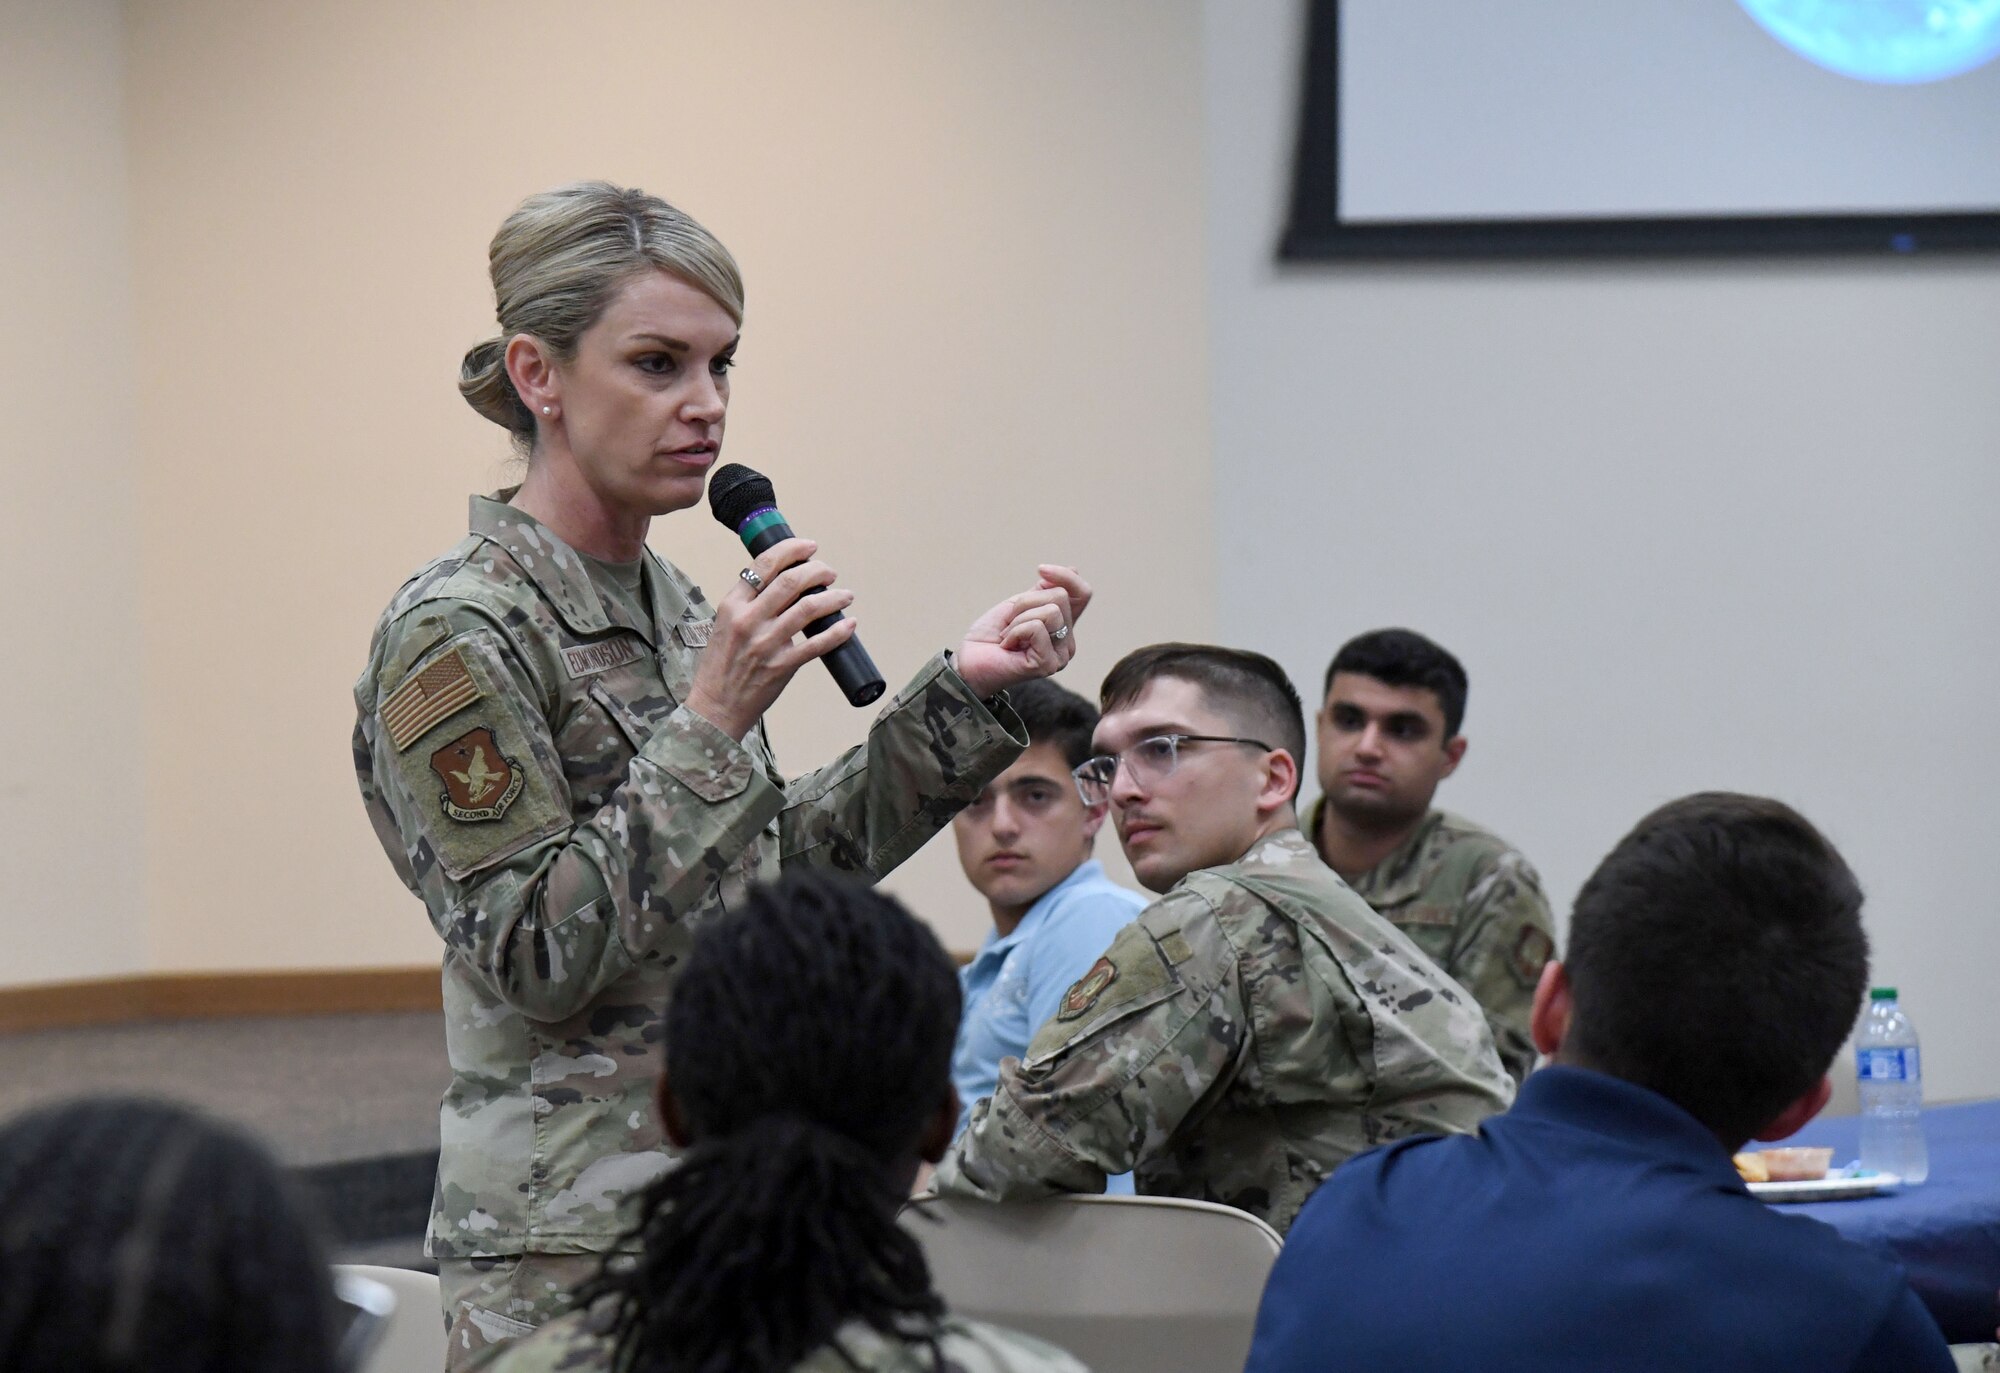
[1777,1098,2000,1344]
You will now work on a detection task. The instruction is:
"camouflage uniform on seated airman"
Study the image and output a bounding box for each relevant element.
[1308,628,1557,1085]
[353,494,1025,1363]
[936,829,1512,1235]
[482,1305,1090,1373]
[1305,800,1554,1083]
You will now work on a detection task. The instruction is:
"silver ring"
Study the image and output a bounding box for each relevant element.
[739,567,764,593]
[1052,623,1069,643]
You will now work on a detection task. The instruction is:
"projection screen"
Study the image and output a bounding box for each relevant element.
[1284,0,2000,258]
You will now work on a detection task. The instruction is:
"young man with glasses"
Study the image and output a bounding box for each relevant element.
[935,644,1511,1234]
[948,679,1146,1141]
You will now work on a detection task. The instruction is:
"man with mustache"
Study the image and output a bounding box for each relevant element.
[935,644,1511,1234]
[1306,628,1556,1083]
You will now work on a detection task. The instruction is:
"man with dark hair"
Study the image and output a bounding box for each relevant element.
[936,644,1510,1234]
[1245,792,1954,1373]
[948,679,1145,1139]
[1308,627,1555,1082]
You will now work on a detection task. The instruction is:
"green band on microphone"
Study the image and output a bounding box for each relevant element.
[737,507,787,544]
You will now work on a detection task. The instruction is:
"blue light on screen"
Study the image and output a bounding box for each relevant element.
[1736,0,2000,83]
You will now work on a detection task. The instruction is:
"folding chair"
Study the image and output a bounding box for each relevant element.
[902,1193,1281,1373]
[335,1263,447,1373]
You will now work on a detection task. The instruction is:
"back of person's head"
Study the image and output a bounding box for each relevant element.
[1009,677,1100,770]
[0,1096,341,1373]
[589,872,962,1373]
[1100,643,1307,788]
[1325,628,1469,738]
[1562,792,1869,1146]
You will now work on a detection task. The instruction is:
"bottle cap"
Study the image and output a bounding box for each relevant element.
[1870,987,1898,1001]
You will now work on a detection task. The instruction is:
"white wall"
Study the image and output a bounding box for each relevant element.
[0,0,148,984]
[1205,0,2000,1102]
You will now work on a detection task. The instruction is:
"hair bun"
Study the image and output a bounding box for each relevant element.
[458,336,533,435]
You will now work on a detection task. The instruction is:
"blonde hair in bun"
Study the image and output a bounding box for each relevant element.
[458,181,745,452]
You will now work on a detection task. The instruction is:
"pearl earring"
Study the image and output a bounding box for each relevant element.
[541,405,553,416]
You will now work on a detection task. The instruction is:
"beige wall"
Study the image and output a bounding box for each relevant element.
[1,0,148,984]
[87,0,1208,976]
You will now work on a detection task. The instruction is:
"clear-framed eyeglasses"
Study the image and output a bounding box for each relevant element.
[1071,733,1274,806]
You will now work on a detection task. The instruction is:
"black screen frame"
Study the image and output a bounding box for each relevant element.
[1281,0,2000,262]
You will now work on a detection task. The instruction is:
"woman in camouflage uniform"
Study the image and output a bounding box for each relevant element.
[352,182,1087,1368]
[483,873,1087,1373]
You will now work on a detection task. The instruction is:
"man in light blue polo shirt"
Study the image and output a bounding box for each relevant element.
[950,679,1145,1166]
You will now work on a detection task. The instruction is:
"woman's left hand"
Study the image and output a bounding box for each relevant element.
[954,565,1092,699]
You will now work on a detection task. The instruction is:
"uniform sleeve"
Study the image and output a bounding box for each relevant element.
[356,607,788,1023]
[933,899,1245,1202]
[775,651,1026,877]
[1022,891,1146,1040]
[1449,849,1556,1084]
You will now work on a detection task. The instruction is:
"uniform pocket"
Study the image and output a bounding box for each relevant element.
[1389,903,1458,929]
[588,680,657,755]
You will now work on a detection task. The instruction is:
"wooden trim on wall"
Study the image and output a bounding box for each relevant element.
[0,968,441,1034]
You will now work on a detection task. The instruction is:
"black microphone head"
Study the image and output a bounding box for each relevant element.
[708,463,778,532]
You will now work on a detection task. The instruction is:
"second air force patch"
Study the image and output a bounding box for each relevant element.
[430,726,525,822]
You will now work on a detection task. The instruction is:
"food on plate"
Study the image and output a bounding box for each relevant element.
[1733,1152,1770,1183]
[1754,1147,1834,1182]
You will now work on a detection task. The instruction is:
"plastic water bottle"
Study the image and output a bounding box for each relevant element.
[1856,987,1928,1185]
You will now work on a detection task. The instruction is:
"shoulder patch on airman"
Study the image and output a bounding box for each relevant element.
[430,726,525,822]
[1510,924,1556,989]
[381,646,484,751]
[1057,956,1119,1021]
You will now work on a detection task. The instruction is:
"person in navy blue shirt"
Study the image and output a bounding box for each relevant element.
[1245,791,1954,1373]
[948,679,1145,1145]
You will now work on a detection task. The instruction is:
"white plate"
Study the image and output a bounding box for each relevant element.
[1749,1170,1899,1202]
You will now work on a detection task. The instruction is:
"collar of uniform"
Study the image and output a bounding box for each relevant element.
[1229,826,1319,873]
[1303,795,1330,860]
[640,551,696,642]
[470,491,661,641]
[1342,808,1447,907]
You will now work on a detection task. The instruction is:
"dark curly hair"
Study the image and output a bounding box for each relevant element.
[0,1096,342,1373]
[579,871,963,1373]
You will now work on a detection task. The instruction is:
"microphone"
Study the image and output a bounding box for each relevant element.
[708,463,886,706]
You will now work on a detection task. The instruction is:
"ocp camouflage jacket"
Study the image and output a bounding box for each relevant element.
[354,493,1024,1257]
[936,829,1512,1233]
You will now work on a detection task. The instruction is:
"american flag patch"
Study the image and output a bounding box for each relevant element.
[382,647,484,752]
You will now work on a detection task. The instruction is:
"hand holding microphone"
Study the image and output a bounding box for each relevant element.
[688,462,1088,739]
[683,465,884,740]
